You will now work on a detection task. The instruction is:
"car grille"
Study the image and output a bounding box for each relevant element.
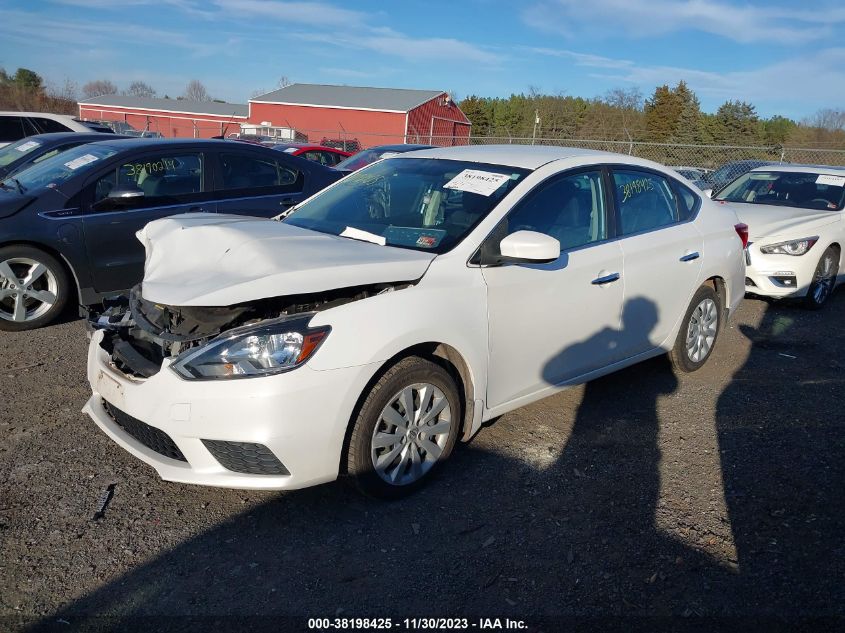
[201,440,289,475]
[103,400,187,462]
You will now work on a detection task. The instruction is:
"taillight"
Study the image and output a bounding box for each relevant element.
[734,223,749,248]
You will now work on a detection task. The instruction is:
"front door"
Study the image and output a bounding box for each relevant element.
[481,168,626,409]
[82,150,214,294]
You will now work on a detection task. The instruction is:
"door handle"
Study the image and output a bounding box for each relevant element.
[592,272,620,285]
[680,251,700,262]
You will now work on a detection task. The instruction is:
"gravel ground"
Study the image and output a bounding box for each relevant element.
[1,292,844,630]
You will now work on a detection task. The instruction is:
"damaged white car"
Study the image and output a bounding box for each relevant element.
[85,146,746,497]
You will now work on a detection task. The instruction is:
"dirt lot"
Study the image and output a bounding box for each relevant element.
[1,292,844,630]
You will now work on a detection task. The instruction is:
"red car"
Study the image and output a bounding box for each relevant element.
[263,142,352,167]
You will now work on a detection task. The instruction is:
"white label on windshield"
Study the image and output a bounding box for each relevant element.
[444,169,510,196]
[283,147,298,154]
[378,151,399,159]
[16,140,41,152]
[64,154,100,170]
[816,174,845,187]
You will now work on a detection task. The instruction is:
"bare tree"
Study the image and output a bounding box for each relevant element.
[82,79,118,99]
[277,75,291,89]
[182,79,210,101]
[126,81,156,98]
[807,108,845,131]
[604,87,643,111]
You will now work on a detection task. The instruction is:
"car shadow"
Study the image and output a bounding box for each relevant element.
[24,294,845,629]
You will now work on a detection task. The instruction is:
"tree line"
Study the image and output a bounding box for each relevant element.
[459,82,845,149]
[0,66,219,113]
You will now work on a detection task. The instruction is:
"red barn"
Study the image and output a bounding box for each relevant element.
[248,84,471,148]
[78,84,471,148]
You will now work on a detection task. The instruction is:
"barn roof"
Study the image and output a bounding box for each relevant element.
[78,95,248,117]
[250,83,445,113]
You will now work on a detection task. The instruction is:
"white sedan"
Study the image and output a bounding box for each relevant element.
[84,146,746,498]
[714,164,845,308]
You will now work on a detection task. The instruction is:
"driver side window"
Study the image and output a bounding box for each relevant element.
[504,170,607,251]
[92,153,203,211]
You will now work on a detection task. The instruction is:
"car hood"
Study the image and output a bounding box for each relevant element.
[138,214,436,306]
[726,202,840,240]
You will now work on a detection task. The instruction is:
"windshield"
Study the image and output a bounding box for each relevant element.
[710,160,770,186]
[284,157,530,253]
[0,138,45,167]
[0,143,118,193]
[716,171,845,211]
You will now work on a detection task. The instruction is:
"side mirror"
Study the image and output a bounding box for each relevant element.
[702,188,713,199]
[499,230,560,263]
[108,186,145,201]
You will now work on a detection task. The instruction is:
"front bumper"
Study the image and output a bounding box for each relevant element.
[84,330,379,490]
[744,242,817,298]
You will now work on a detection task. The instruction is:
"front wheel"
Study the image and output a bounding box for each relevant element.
[669,284,721,373]
[804,246,839,310]
[0,245,70,332]
[346,356,461,499]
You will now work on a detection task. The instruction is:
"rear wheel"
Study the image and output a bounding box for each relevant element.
[0,245,69,331]
[669,285,721,373]
[804,246,839,310]
[347,356,461,499]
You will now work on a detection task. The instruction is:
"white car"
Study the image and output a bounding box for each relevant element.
[84,146,746,497]
[0,112,112,148]
[714,164,845,308]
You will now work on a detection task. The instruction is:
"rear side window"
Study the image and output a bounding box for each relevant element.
[218,152,303,193]
[0,116,26,143]
[32,117,72,134]
[674,182,700,221]
[612,169,679,235]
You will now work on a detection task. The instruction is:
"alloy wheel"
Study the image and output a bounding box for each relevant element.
[0,257,58,323]
[685,297,718,363]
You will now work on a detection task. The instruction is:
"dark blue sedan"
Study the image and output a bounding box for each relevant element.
[0,138,343,330]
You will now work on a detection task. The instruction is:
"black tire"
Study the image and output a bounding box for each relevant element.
[347,356,461,499]
[0,245,70,332]
[803,246,839,310]
[669,284,722,373]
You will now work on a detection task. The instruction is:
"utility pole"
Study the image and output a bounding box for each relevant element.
[532,109,540,145]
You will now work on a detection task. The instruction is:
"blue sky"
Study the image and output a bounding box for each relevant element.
[1,0,844,120]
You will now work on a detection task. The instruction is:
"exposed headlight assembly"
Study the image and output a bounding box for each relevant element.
[171,315,330,380]
[759,237,818,256]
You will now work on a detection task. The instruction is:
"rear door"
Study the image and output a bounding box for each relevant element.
[81,149,215,293]
[212,149,308,217]
[610,167,704,360]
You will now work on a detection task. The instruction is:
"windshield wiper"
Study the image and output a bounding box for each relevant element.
[339,226,387,246]
[9,177,25,194]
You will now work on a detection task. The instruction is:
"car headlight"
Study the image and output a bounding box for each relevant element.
[759,237,818,256]
[171,315,330,380]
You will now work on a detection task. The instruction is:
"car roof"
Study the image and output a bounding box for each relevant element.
[83,138,253,150]
[749,163,845,175]
[271,143,345,151]
[0,111,77,119]
[367,144,434,152]
[22,132,125,143]
[396,144,642,170]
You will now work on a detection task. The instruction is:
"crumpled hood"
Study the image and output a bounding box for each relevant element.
[138,213,436,306]
[727,202,841,240]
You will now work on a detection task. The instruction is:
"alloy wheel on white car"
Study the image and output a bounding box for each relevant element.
[805,247,839,309]
[685,297,718,363]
